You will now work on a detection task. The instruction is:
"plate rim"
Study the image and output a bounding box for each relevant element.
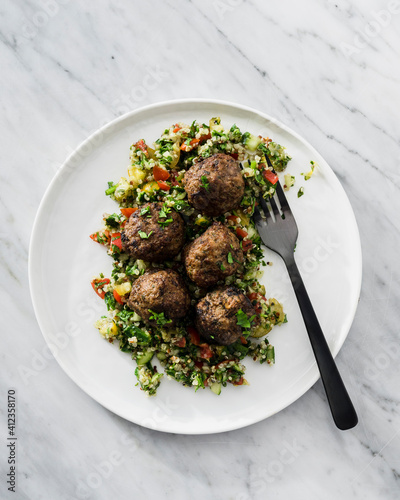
[29,98,363,434]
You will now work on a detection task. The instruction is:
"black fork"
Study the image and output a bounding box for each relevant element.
[253,157,358,430]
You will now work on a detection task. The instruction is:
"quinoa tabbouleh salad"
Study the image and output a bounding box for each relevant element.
[90,117,292,396]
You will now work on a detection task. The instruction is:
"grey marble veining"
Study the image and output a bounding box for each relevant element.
[1,0,400,499]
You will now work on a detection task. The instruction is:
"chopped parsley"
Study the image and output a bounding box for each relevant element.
[159,204,171,218]
[148,310,172,327]
[92,232,108,245]
[158,204,173,227]
[125,263,142,276]
[105,213,121,229]
[201,175,210,191]
[138,230,153,239]
[158,218,173,228]
[189,120,197,138]
[236,309,256,329]
[220,263,226,271]
[297,187,305,198]
[227,252,233,264]
[140,206,151,216]
[104,291,117,311]
[117,309,136,322]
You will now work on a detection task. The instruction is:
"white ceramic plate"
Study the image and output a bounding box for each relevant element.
[29,99,362,434]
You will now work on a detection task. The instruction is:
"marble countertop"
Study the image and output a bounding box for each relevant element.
[1,0,400,498]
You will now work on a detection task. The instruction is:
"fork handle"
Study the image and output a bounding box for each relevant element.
[285,257,358,430]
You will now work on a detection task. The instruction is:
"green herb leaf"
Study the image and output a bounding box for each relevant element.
[138,230,153,239]
[220,263,226,271]
[148,309,172,327]
[297,187,304,198]
[104,291,117,311]
[201,176,210,191]
[140,206,151,216]
[117,309,136,322]
[159,204,172,218]
[158,218,173,228]
[189,120,197,138]
[236,309,256,329]
[227,252,233,264]
[105,213,121,229]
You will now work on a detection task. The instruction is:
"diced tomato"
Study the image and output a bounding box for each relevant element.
[236,228,248,239]
[247,293,263,313]
[230,153,239,160]
[263,169,279,185]
[134,139,148,156]
[247,293,259,301]
[169,171,180,187]
[242,240,253,252]
[180,133,211,151]
[233,377,245,386]
[174,337,186,348]
[91,278,110,299]
[110,233,122,251]
[113,289,124,305]
[153,165,170,181]
[199,344,213,359]
[187,327,201,346]
[120,207,137,218]
[157,180,170,191]
[255,303,262,314]
[90,230,110,245]
[173,124,181,133]
[227,215,239,224]
[194,360,203,369]
[240,336,248,345]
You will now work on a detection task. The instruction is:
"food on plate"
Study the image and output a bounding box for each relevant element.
[184,222,243,288]
[90,117,291,395]
[182,153,245,216]
[195,286,259,345]
[127,269,190,327]
[121,202,185,262]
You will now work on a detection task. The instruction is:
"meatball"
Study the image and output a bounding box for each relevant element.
[127,269,190,327]
[184,222,243,288]
[183,153,245,216]
[121,202,185,262]
[195,287,259,345]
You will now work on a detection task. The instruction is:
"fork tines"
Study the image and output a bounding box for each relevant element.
[242,154,292,223]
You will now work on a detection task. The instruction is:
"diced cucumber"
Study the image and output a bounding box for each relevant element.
[135,329,152,345]
[156,352,167,361]
[266,345,275,364]
[137,350,154,366]
[243,133,262,151]
[210,382,222,395]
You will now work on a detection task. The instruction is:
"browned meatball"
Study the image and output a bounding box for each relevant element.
[184,222,243,288]
[121,202,185,262]
[183,153,245,216]
[195,287,259,345]
[127,269,190,327]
